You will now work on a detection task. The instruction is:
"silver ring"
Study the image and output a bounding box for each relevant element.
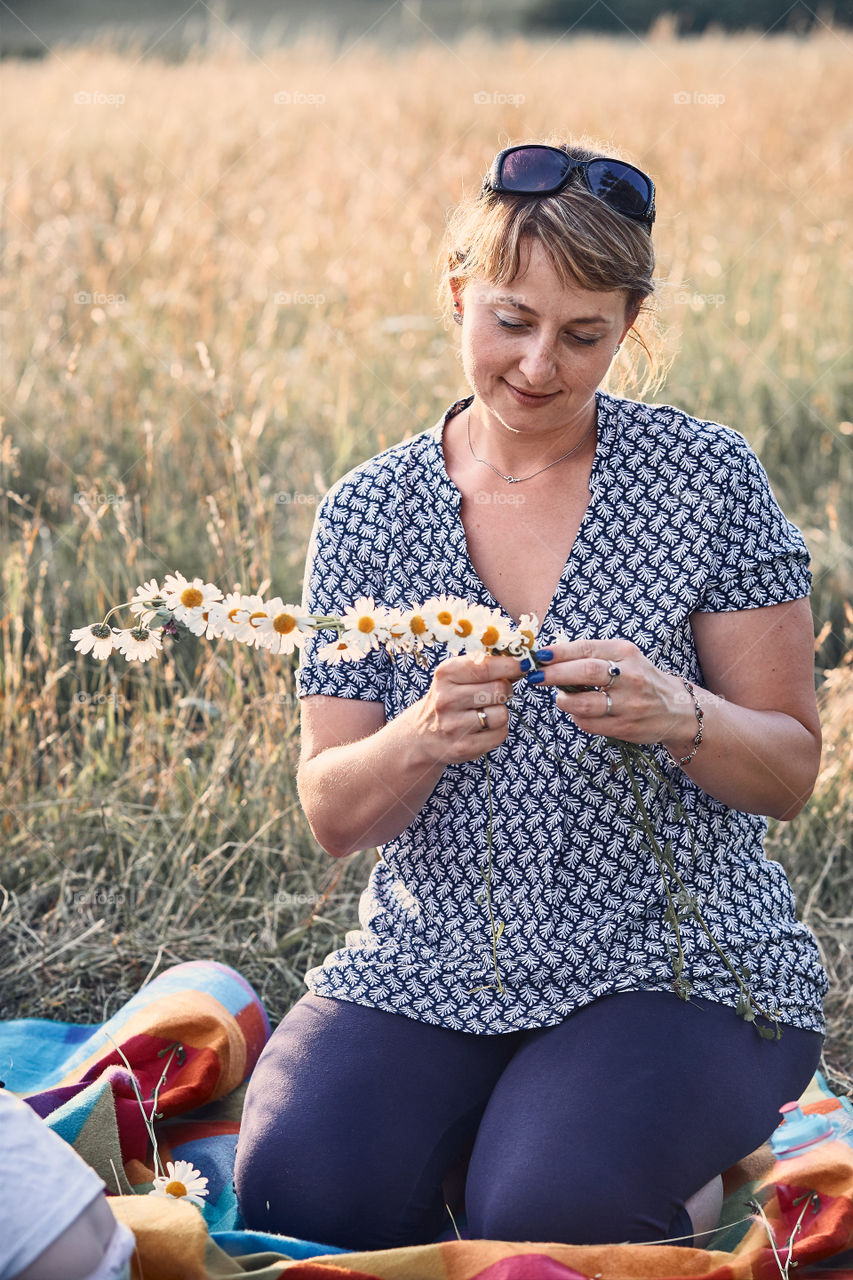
[476,708,489,731]
[602,691,612,717]
[602,663,621,690]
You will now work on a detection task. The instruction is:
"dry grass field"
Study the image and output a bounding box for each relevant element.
[1,27,851,1090]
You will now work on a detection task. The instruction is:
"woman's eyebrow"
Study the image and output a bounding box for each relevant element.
[499,296,607,324]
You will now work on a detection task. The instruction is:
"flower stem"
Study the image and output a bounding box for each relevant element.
[505,701,780,1037]
[467,751,505,996]
[104,1032,167,1178]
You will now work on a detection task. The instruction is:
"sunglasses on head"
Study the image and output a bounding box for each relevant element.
[482,144,656,234]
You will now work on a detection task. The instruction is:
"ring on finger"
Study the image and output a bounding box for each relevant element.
[602,663,621,690]
[602,691,612,717]
[476,708,489,731]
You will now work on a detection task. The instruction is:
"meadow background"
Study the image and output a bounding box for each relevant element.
[1,24,851,1091]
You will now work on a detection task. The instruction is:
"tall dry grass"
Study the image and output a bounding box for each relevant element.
[1,29,851,1088]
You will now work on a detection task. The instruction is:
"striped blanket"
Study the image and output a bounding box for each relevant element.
[1,960,851,1279]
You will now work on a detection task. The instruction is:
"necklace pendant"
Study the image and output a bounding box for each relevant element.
[506,475,519,484]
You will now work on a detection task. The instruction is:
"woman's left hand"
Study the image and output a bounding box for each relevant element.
[525,637,692,745]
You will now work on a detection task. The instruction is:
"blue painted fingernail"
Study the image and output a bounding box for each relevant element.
[534,648,553,662]
[519,657,532,672]
[526,670,545,684]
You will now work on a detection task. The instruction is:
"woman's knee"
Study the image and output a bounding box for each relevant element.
[466,1166,688,1246]
[233,1069,437,1247]
[235,1125,443,1249]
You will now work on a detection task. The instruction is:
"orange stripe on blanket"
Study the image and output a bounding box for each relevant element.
[56,989,247,1101]
[432,1239,753,1279]
[801,1099,844,1115]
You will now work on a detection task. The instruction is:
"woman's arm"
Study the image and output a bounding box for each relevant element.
[296,653,520,857]
[297,696,444,858]
[538,596,821,821]
[664,596,822,820]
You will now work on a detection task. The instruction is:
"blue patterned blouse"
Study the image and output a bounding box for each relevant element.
[295,390,828,1036]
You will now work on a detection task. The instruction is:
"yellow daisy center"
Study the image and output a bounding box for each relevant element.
[436,610,453,626]
[481,625,500,647]
[357,616,375,633]
[273,612,296,634]
[228,607,242,623]
[180,587,204,609]
[520,629,535,649]
[249,611,266,627]
[165,1179,188,1198]
[454,618,473,637]
[409,615,427,635]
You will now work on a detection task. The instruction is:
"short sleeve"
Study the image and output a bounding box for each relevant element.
[693,440,812,612]
[295,488,391,702]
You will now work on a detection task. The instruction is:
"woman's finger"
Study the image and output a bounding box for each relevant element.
[534,637,634,666]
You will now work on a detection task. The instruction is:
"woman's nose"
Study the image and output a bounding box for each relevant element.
[517,335,558,385]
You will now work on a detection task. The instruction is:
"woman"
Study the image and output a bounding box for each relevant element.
[234,138,828,1250]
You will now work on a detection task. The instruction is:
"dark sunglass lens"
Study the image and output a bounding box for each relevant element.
[585,160,651,216]
[500,147,570,192]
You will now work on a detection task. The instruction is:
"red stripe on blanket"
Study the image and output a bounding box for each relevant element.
[78,1034,221,1118]
[468,1256,592,1279]
[236,998,269,1075]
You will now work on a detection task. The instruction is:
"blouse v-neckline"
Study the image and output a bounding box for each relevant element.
[429,390,618,634]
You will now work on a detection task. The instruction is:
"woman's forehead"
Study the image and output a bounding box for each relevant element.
[469,274,626,320]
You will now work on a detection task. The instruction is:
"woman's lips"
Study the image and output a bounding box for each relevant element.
[504,380,560,407]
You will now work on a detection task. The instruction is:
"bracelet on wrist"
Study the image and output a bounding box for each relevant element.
[661,676,704,767]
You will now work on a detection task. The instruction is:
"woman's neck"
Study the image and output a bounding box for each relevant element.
[464,396,598,482]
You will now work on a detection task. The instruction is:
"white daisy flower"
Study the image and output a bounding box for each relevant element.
[69,624,119,660]
[381,607,406,649]
[253,598,311,655]
[205,591,250,641]
[149,1159,209,1209]
[386,604,435,653]
[112,625,164,662]
[502,612,540,657]
[161,572,223,626]
[340,596,389,651]
[129,578,166,628]
[441,603,498,655]
[465,606,514,655]
[316,636,370,664]
[420,595,471,646]
[229,594,271,649]
[183,606,228,640]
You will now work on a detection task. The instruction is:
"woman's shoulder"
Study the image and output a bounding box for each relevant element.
[607,392,764,476]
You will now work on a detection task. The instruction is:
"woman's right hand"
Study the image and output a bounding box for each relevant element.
[407,651,522,765]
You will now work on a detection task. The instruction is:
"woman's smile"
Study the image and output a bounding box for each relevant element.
[503,380,561,407]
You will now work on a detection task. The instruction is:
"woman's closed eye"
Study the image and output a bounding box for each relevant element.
[493,314,601,345]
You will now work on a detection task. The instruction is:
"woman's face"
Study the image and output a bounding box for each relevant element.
[452,238,637,432]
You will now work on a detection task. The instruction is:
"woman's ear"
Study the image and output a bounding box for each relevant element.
[449,277,465,312]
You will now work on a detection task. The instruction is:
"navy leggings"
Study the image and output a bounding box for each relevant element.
[234,989,823,1251]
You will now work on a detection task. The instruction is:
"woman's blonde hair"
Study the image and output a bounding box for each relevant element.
[437,133,671,400]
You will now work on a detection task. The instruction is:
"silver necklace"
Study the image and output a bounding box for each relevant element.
[465,407,596,484]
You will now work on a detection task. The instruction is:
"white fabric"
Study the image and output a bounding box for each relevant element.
[76,1220,135,1280]
[0,1090,106,1279]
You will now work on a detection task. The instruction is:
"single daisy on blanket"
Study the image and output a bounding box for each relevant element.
[149,1159,209,1208]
